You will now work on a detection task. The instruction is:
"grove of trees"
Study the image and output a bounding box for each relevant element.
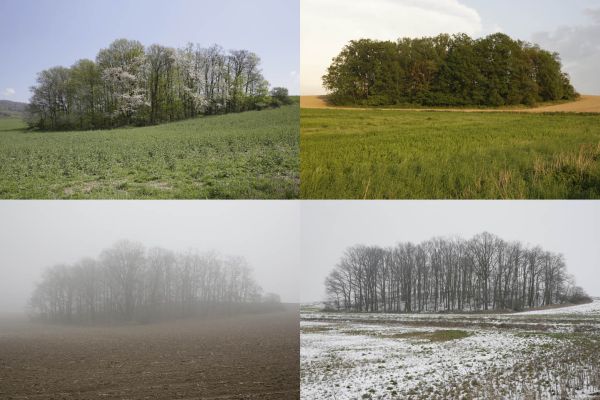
[325,232,590,313]
[29,240,272,323]
[323,33,578,107]
[27,39,291,130]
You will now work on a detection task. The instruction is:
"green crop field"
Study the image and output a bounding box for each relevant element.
[301,109,600,199]
[0,105,298,199]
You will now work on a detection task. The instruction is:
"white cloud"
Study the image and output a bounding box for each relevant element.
[301,0,482,94]
[532,9,600,95]
[3,88,16,97]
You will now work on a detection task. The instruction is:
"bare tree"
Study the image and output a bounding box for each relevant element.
[325,233,588,313]
[30,241,267,323]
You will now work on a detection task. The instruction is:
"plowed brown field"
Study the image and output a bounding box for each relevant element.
[0,307,299,399]
[300,95,600,113]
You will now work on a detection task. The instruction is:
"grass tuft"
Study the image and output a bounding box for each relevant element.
[301,109,600,199]
[0,105,299,199]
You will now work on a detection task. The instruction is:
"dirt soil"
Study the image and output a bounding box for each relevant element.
[300,95,600,113]
[0,307,299,400]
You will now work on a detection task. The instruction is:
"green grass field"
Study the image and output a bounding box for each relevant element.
[301,109,600,199]
[0,106,298,199]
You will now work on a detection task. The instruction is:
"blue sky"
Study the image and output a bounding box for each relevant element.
[0,0,299,102]
[302,0,600,94]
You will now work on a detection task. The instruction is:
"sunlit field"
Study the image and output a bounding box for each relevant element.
[0,105,299,199]
[300,109,600,199]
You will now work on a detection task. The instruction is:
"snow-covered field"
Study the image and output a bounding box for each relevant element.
[301,301,600,399]
[514,299,600,316]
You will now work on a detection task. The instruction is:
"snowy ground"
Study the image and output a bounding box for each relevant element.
[301,302,600,399]
[513,299,600,316]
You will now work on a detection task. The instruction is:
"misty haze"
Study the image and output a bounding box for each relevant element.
[30,240,282,324]
[0,201,300,399]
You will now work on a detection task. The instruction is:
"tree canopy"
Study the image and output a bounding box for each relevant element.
[27,39,287,130]
[323,33,578,107]
[325,232,590,313]
[29,240,268,323]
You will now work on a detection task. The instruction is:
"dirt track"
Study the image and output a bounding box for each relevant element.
[300,95,600,113]
[0,308,299,399]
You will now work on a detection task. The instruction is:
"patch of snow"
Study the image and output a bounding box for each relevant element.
[513,300,600,316]
[301,308,600,399]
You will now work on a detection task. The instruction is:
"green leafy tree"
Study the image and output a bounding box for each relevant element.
[323,33,578,107]
[270,87,292,106]
[27,39,286,131]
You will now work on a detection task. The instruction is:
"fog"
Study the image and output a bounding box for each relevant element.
[0,201,300,313]
[3,200,597,311]
[301,201,600,302]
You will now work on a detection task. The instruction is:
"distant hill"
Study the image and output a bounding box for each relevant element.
[0,100,28,117]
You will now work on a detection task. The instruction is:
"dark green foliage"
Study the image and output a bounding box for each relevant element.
[270,87,293,107]
[323,33,578,107]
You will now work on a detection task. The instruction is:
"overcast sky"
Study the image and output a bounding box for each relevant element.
[301,201,600,302]
[0,0,299,103]
[0,201,300,312]
[2,201,598,309]
[301,0,600,95]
